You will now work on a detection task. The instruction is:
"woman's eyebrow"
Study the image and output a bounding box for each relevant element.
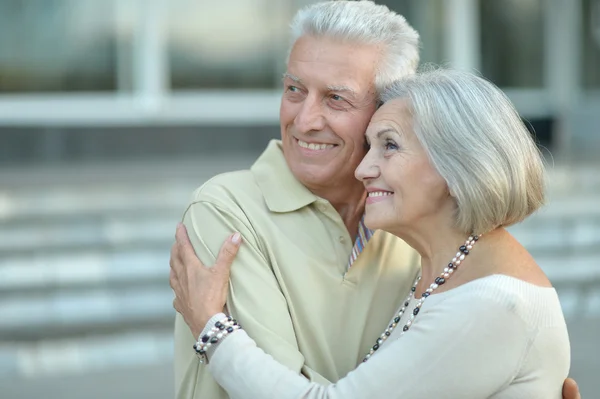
[375,128,396,139]
[366,127,396,144]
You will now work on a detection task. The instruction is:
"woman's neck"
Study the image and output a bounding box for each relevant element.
[392,218,474,296]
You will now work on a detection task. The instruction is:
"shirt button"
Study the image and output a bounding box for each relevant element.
[339,236,346,244]
[317,203,327,212]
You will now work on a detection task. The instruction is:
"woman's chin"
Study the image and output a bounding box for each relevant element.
[364,215,386,232]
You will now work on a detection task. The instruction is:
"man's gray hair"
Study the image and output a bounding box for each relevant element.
[381,68,546,235]
[289,0,420,94]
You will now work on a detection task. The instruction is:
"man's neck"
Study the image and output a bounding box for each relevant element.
[312,181,367,237]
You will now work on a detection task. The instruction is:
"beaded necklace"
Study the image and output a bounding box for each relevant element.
[362,234,480,363]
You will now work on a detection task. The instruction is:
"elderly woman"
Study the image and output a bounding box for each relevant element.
[170,69,571,398]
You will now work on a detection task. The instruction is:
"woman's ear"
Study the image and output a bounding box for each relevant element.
[447,185,455,198]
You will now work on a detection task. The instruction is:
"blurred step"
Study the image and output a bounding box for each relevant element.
[0,328,174,379]
[509,217,600,255]
[0,286,174,340]
[0,215,178,254]
[0,183,192,222]
[537,254,600,284]
[0,248,170,293]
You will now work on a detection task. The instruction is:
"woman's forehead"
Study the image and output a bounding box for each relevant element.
[367,100,412,136]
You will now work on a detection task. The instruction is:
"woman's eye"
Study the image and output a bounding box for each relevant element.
[384,141,399,151]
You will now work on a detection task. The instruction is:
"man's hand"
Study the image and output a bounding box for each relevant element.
[169,223,242,338]
[563,377,581,399]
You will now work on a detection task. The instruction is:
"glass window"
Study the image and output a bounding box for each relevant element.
[479,0,544,87]
[377,0,445,65]
[168,0,287,90]
[582,0,600,89]
[169,0,446,90]
[0,0,118,93]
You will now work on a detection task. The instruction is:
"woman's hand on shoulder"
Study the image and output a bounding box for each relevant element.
[169,223,242,338]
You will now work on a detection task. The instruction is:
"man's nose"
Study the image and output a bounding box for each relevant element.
[294,95,326,133]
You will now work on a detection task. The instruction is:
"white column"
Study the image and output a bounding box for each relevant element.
[132,0,169,111]
[115,0,135,93]
[545,0,582,163]
[443,0,481,72]
[272,0,293,87]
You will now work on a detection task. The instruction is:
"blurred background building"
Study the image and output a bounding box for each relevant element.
[0,0,598,398]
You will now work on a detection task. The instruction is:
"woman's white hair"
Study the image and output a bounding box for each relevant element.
[381,68,546,235]
[288,0,420,94]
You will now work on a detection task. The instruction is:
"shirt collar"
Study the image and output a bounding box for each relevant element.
[251,140,318,213]
[347,214,375,270]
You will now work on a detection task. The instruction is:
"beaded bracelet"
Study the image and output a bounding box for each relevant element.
[194,316,242,364]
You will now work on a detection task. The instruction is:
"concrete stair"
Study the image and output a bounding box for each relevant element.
[0,159,598,380]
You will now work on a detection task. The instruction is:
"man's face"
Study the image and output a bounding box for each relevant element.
[280,35,380,192]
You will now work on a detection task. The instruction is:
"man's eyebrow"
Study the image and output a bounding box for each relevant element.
[282,73,357,96]
[326,84,356,93]
[282,73,303,84]
[326,84,357,97]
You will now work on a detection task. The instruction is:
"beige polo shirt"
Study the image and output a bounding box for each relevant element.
[174,140,420,399]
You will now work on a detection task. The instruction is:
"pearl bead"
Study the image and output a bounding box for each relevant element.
[205,343,212,348]
[217,333,223,339]
[362,234,480,363]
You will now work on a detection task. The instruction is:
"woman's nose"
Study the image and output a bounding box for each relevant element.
[355,151,379,182]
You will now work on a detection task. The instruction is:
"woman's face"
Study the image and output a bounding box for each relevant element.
[355,99,453,234]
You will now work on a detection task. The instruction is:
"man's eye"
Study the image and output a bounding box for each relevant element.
[331,94,343,101]
[288,86,299,92]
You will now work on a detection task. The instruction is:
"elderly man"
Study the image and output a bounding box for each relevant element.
[171,2,581,398]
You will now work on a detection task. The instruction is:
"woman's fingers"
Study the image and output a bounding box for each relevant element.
[175,223,203,267]
[214,232,242,274]
[169,226,242,335]
[562,378,581,399]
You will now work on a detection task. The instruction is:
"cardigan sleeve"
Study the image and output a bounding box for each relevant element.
[208,292,533,399]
